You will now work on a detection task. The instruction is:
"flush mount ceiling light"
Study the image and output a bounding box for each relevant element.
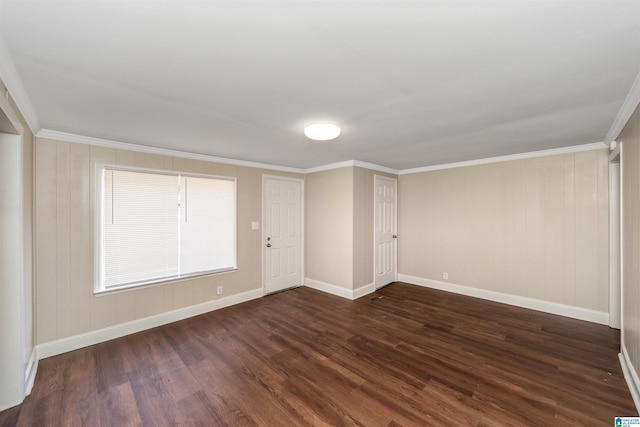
[304,122,341,141]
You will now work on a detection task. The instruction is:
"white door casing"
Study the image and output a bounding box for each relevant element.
[263,176,303,294]
[0,94,31,411]
[610,150,621,329]
[374,175,397,289]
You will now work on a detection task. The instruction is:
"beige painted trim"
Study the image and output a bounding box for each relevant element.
[399,274,609,325]
[36,288,263,360]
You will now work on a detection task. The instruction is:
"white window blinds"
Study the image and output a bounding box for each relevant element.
[98,167,236,292]
[179,176,236,276]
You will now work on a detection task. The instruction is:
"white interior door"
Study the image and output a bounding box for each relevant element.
[374,175,397,289]
[264,176,303,294]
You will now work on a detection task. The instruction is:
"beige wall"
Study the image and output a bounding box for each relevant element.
[306,166,397,291]
[398,149,609,312]
[619,103,640,384]
[305,167,354,290]
[353,167,374,288]
[34,138,302,345]
[30,135,617,345]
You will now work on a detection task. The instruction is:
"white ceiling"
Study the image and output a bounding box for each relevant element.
[1,0,639,170]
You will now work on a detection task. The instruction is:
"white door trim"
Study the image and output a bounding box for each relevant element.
[609,159,621,329]
[0,91,32,411]
[262,175,305,295]
[373,174,398,289]
[619,142,625,340]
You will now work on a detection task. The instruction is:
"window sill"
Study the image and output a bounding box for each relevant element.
[94,267,238,296]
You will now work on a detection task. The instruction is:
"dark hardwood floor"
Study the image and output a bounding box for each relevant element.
[1,282,636,426]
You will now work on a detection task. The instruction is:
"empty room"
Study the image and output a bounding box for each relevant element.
[1,0,640,425]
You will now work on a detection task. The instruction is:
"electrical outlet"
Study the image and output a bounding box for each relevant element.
[443,272,448,280]
[217,286,223,295]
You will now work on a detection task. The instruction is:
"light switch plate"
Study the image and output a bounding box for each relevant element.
[251,221,259,230]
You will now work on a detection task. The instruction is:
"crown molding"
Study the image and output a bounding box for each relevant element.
[37,129,609,177]
[0,34,40,133]
[304,160,398,175]
[36,129,307,174]
[303,160,356,174]
[352,160,399,175]
[37,129,400,175]
[605,68,640,144]
[398,142,607,175]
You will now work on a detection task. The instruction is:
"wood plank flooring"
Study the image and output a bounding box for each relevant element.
[1,282,636,426]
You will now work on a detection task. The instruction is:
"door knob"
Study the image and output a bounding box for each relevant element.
[393,235,397,239]
[266,243,271,247]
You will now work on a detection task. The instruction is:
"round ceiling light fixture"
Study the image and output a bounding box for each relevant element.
[304,122,341,141]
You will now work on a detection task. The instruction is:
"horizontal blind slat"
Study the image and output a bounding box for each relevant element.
[100,168,236,290]
[180,176,236,275]
[103,169,179,287]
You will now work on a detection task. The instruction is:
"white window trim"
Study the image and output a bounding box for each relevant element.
[94,163,237,294]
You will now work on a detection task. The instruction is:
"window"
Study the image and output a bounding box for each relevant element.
[95,165,236,293]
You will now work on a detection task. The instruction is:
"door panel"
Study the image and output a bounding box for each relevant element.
[265,177,302,293]
[375,176,397,288]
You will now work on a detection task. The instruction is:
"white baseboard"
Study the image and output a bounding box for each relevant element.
[0,398,25,413]
[398,274,609,325]
[353,283,376,299]
[304,278,375,300]
[620,345,640,414]
[0,350,38,412]
[305,278,353,299]
[36,288,263,360]
[24,349,38,396]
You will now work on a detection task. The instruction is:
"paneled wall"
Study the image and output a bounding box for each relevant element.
[34,138,302,345]
[305,167,354,290]
[619,102,640,391]
[398,149,609,312]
